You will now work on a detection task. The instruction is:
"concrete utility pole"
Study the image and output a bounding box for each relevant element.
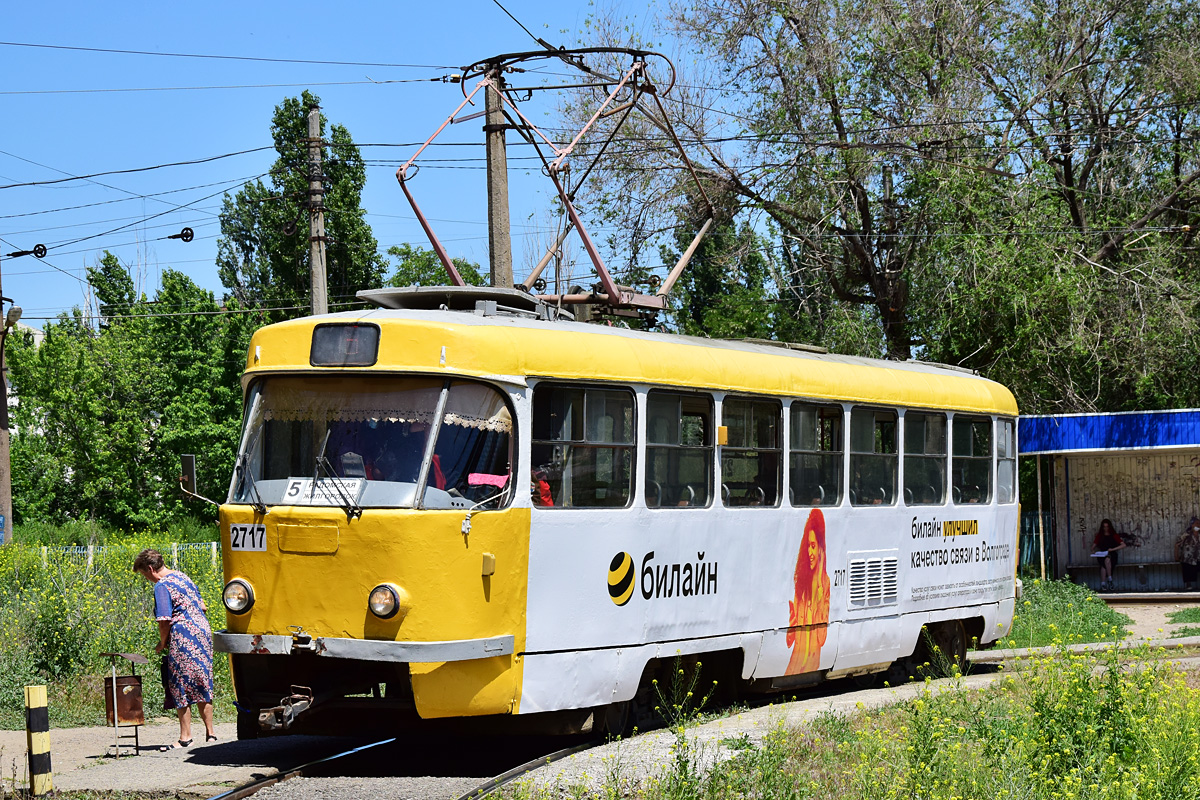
[484,67,514,288]
[307,104,329,315]
[0,255,12,545]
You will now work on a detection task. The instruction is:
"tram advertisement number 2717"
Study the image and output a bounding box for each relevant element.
[230,524,266,551]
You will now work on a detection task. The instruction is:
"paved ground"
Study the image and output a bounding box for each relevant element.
[0,720,353,799]
[1117,600,1200,639]
[6,599,1199,799]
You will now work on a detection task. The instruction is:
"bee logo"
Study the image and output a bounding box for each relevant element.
[607,552,635,606]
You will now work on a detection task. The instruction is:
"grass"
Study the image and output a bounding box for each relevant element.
[1165,607,1200,639]
[509,645,1200,800]
[0,527,235,731]
[1006,578,1129,648]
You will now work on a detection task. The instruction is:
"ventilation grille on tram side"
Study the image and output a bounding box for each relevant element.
[848,556,899,607]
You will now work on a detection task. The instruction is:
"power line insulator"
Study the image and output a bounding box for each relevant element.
[167,227,195,242]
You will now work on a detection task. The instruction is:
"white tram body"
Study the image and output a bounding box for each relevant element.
[215,289,1018,734]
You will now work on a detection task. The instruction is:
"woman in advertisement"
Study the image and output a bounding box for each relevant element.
[787,509,831,674]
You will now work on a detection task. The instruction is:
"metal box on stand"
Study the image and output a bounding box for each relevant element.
[100,653,148,755]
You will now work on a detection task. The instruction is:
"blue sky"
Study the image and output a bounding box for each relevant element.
[2,1,665,327]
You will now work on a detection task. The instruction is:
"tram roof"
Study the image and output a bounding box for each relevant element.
[245,308,1018,416]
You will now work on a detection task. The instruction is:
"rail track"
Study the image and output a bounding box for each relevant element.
[205,733,594,800]
[206,636,1200,800]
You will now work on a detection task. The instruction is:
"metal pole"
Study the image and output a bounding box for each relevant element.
[111,660,120,757]
[484,68,513,288]
[307,104,328,315]
[1037,454,1047,580]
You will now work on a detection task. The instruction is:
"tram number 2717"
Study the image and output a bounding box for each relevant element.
[230,524,266,551]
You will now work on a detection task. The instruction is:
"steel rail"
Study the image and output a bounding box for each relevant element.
[201,735,597,800]
[204,737,396,800]
[454,741,596,800]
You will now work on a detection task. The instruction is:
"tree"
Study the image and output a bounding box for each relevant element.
[217,91,387,316]
[385,243,486,287]
[561,0,1200,410]
[9,253,249,528]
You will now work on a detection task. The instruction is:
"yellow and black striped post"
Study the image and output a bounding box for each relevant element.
[24,685,52,796]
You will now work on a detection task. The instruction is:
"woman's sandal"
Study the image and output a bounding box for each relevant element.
[160,739,192,751]
[206,734,218,742]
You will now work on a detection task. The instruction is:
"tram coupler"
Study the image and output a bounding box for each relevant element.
[288,625,320,653]
[259,685,313,732]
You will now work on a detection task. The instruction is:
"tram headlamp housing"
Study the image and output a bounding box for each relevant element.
[223,579,255,614]
[368,584,401,619]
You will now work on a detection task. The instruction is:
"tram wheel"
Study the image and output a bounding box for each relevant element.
[917,620,967,678]
[236,708,260,740]
[599,700,632,739]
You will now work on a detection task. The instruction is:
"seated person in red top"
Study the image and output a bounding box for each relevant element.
[1093,519,1126,591]
[531,469,554,507]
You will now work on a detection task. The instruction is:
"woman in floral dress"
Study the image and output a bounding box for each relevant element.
[133,549,215,749]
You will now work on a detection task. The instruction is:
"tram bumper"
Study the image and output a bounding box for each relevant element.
[218,631,517,732]
[213,630,515,662]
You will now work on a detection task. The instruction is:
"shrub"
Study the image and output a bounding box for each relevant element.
[0,533,230,730]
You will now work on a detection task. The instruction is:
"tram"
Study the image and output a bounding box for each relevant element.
[211,286,1019,738]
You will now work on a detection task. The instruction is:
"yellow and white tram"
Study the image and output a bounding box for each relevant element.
[214,286,1019,737]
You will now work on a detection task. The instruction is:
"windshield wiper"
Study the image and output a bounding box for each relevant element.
[235,450,268,516]
[315,429,363,520]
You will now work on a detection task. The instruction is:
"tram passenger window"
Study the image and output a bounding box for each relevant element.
[952,416,992,504]
[789,404,842,507]
[997,418,1016,504]
[721,397,782,507]
[850,408,897,506]
[531,384,635,508]
[646,391,713,508]
[904,412,946,505]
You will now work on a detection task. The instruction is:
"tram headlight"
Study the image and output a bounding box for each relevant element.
[223,579,255,614]
[368,584,401,619]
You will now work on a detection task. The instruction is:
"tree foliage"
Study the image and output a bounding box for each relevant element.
[562,0,1200,411]
[217,91,386,316]
[10,253,252,528]
[385,243,486,287]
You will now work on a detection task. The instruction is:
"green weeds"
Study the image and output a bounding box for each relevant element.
[1008,579,1129,648]
[1149,603,1200,638]
[505,644,1200,800]
[0,531,232,730]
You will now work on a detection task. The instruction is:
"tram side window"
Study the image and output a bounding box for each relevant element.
[721,397,782,507]
[531,385,635,508]
[997,418,1016,504]
[789,404,842,507]
[953,416,993,504]
[850,408,897,506]
[904,412,947,505]
[646,391,713,508]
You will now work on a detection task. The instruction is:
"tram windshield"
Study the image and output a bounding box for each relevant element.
[229,376,513,510]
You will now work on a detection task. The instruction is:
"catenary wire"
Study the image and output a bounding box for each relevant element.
[0,146,273,190]
[0,40,456,69]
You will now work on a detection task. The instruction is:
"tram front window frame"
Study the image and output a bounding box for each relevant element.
[228,375,515,510]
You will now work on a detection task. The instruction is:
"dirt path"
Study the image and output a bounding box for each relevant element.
[1117,601,1200,639]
